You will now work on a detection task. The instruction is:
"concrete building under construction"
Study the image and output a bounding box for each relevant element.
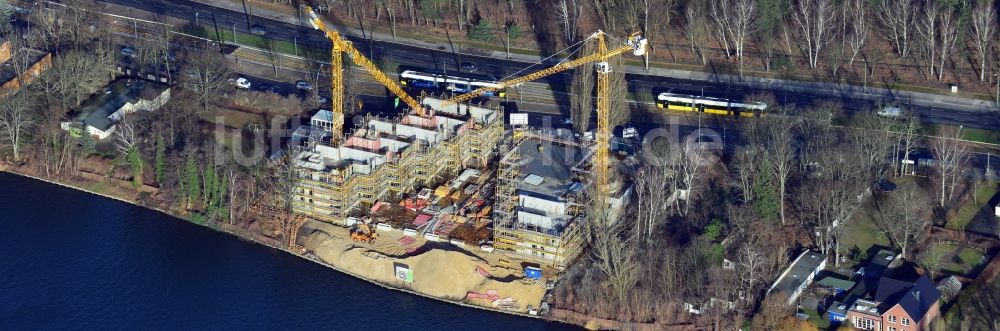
[492,131,595,269]
[291,97,504,224]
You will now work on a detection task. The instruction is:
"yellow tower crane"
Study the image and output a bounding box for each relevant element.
[447,31,647,207]
[304,6,425,140]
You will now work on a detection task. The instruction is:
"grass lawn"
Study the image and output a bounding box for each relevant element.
[941,245,986,275]
[926,124,1000,145]
[801,308,830,330]
[198,108,265,130]
[946,180,997,230]
[841,206,892,265]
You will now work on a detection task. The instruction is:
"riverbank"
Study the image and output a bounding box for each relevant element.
[0,167,581,327]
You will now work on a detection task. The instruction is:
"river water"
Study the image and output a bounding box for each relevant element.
[0,173,579,330]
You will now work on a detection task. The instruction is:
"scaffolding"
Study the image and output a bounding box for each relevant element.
[291,98,504,224]
[492,129,593,269]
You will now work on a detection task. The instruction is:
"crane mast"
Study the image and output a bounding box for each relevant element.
[304,6,425,140]
[447,31,646,209]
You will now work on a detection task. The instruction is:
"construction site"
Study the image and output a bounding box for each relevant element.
[271,6,647,314]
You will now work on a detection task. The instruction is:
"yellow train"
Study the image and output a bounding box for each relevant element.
[656,93,767,117]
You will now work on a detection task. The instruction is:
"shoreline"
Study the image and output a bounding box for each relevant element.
[0,169,575,327]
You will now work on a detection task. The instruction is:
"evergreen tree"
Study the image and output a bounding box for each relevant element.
[127,146,142,189]
[154,134,166,185]
[184,154,200,210]
[203,164,217,206]
[468,19,494,42]
[753,158,781,222]
[80,130,96,156]
[216,173,228,207]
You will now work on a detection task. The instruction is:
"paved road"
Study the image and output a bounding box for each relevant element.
[95,0,1000,131]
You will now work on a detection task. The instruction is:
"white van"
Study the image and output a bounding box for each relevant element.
[877,107,901,117]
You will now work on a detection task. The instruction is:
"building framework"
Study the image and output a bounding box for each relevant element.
[492,129,595,269]
[291,98,504,223]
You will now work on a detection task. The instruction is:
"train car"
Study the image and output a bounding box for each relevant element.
[399,70,505,97]
[656,92,767,117]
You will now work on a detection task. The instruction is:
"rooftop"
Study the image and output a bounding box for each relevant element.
[72,79,169,131]
[0,48,48,86]
[768,250,825,300]
[516,139,584,200]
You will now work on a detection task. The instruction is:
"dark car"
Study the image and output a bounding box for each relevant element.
[460,61,477,72]
[250,24,267,36]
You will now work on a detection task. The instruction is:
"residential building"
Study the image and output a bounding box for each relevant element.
[493,135,589,269]
[845,276,941,331]
[766,250,827,305]
[291,97,503,223]
[0,38,52,98]
[61,79,171,139]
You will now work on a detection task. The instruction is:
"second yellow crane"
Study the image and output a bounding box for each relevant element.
[305,6,426,140]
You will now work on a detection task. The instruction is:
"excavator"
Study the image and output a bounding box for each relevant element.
[350,223,378,243]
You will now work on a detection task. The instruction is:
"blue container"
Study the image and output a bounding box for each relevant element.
[524,267,542,280]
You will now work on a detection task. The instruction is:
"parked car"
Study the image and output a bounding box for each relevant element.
[235,77,251,89]
[877,106,902,117]
[120,46,136,58]
[250,24,267,36]
[460,61,478,72]
[295,80,312,91]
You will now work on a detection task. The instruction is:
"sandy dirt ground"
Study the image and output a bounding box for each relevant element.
[299,220,548,313]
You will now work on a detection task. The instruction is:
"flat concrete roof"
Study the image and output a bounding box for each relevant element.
[516,139,583,200]
[769,250,825,300]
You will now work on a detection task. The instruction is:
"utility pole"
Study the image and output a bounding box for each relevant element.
[995,73,999,109]
[195,12,200,26]
[232,23,237,43]
[212,13,222,51]
[241,0,252,28]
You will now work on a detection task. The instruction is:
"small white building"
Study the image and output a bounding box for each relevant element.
[61,79,171,139]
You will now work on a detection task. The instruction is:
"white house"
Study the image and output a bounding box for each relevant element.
[61,79,171,139]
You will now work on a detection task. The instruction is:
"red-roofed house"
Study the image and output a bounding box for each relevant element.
[845,276,940,331]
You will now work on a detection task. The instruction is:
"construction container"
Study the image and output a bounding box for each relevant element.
[376,223,393,232]
[449,239,466,247]
[480,244,495,252]
[417,188,432,201]
[524,266,543,280]
[403,228,417,236]
[424,233,440,242]
[435,185,451,198]
[344,217,360,226]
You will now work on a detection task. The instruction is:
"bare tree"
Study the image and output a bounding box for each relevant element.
[877,0,917,59]
[918,240,951,280]
[917,0,940,77]
[633,158,671,242]
[931,126,971,207]
[0,91,35,162]
[736,237,767,310]
[678,138,708,216]
[36,51,112,109]
[895,112,922,177]
[589,212,638,305]
[728,146,758,204]
[843,0,870,66]
[969,0,996,82]
[684,1,710,65]
[852,113,897,182]
[935,1,965,81]
[879,184,930,259]
[792,0,837,70]
[113,114,143,156]
[184,51,232,111]
[555,0,581,43]
[728,0,757,76]
[709,0,733,57]
[569,42,595,132]
[755,114,795,225]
